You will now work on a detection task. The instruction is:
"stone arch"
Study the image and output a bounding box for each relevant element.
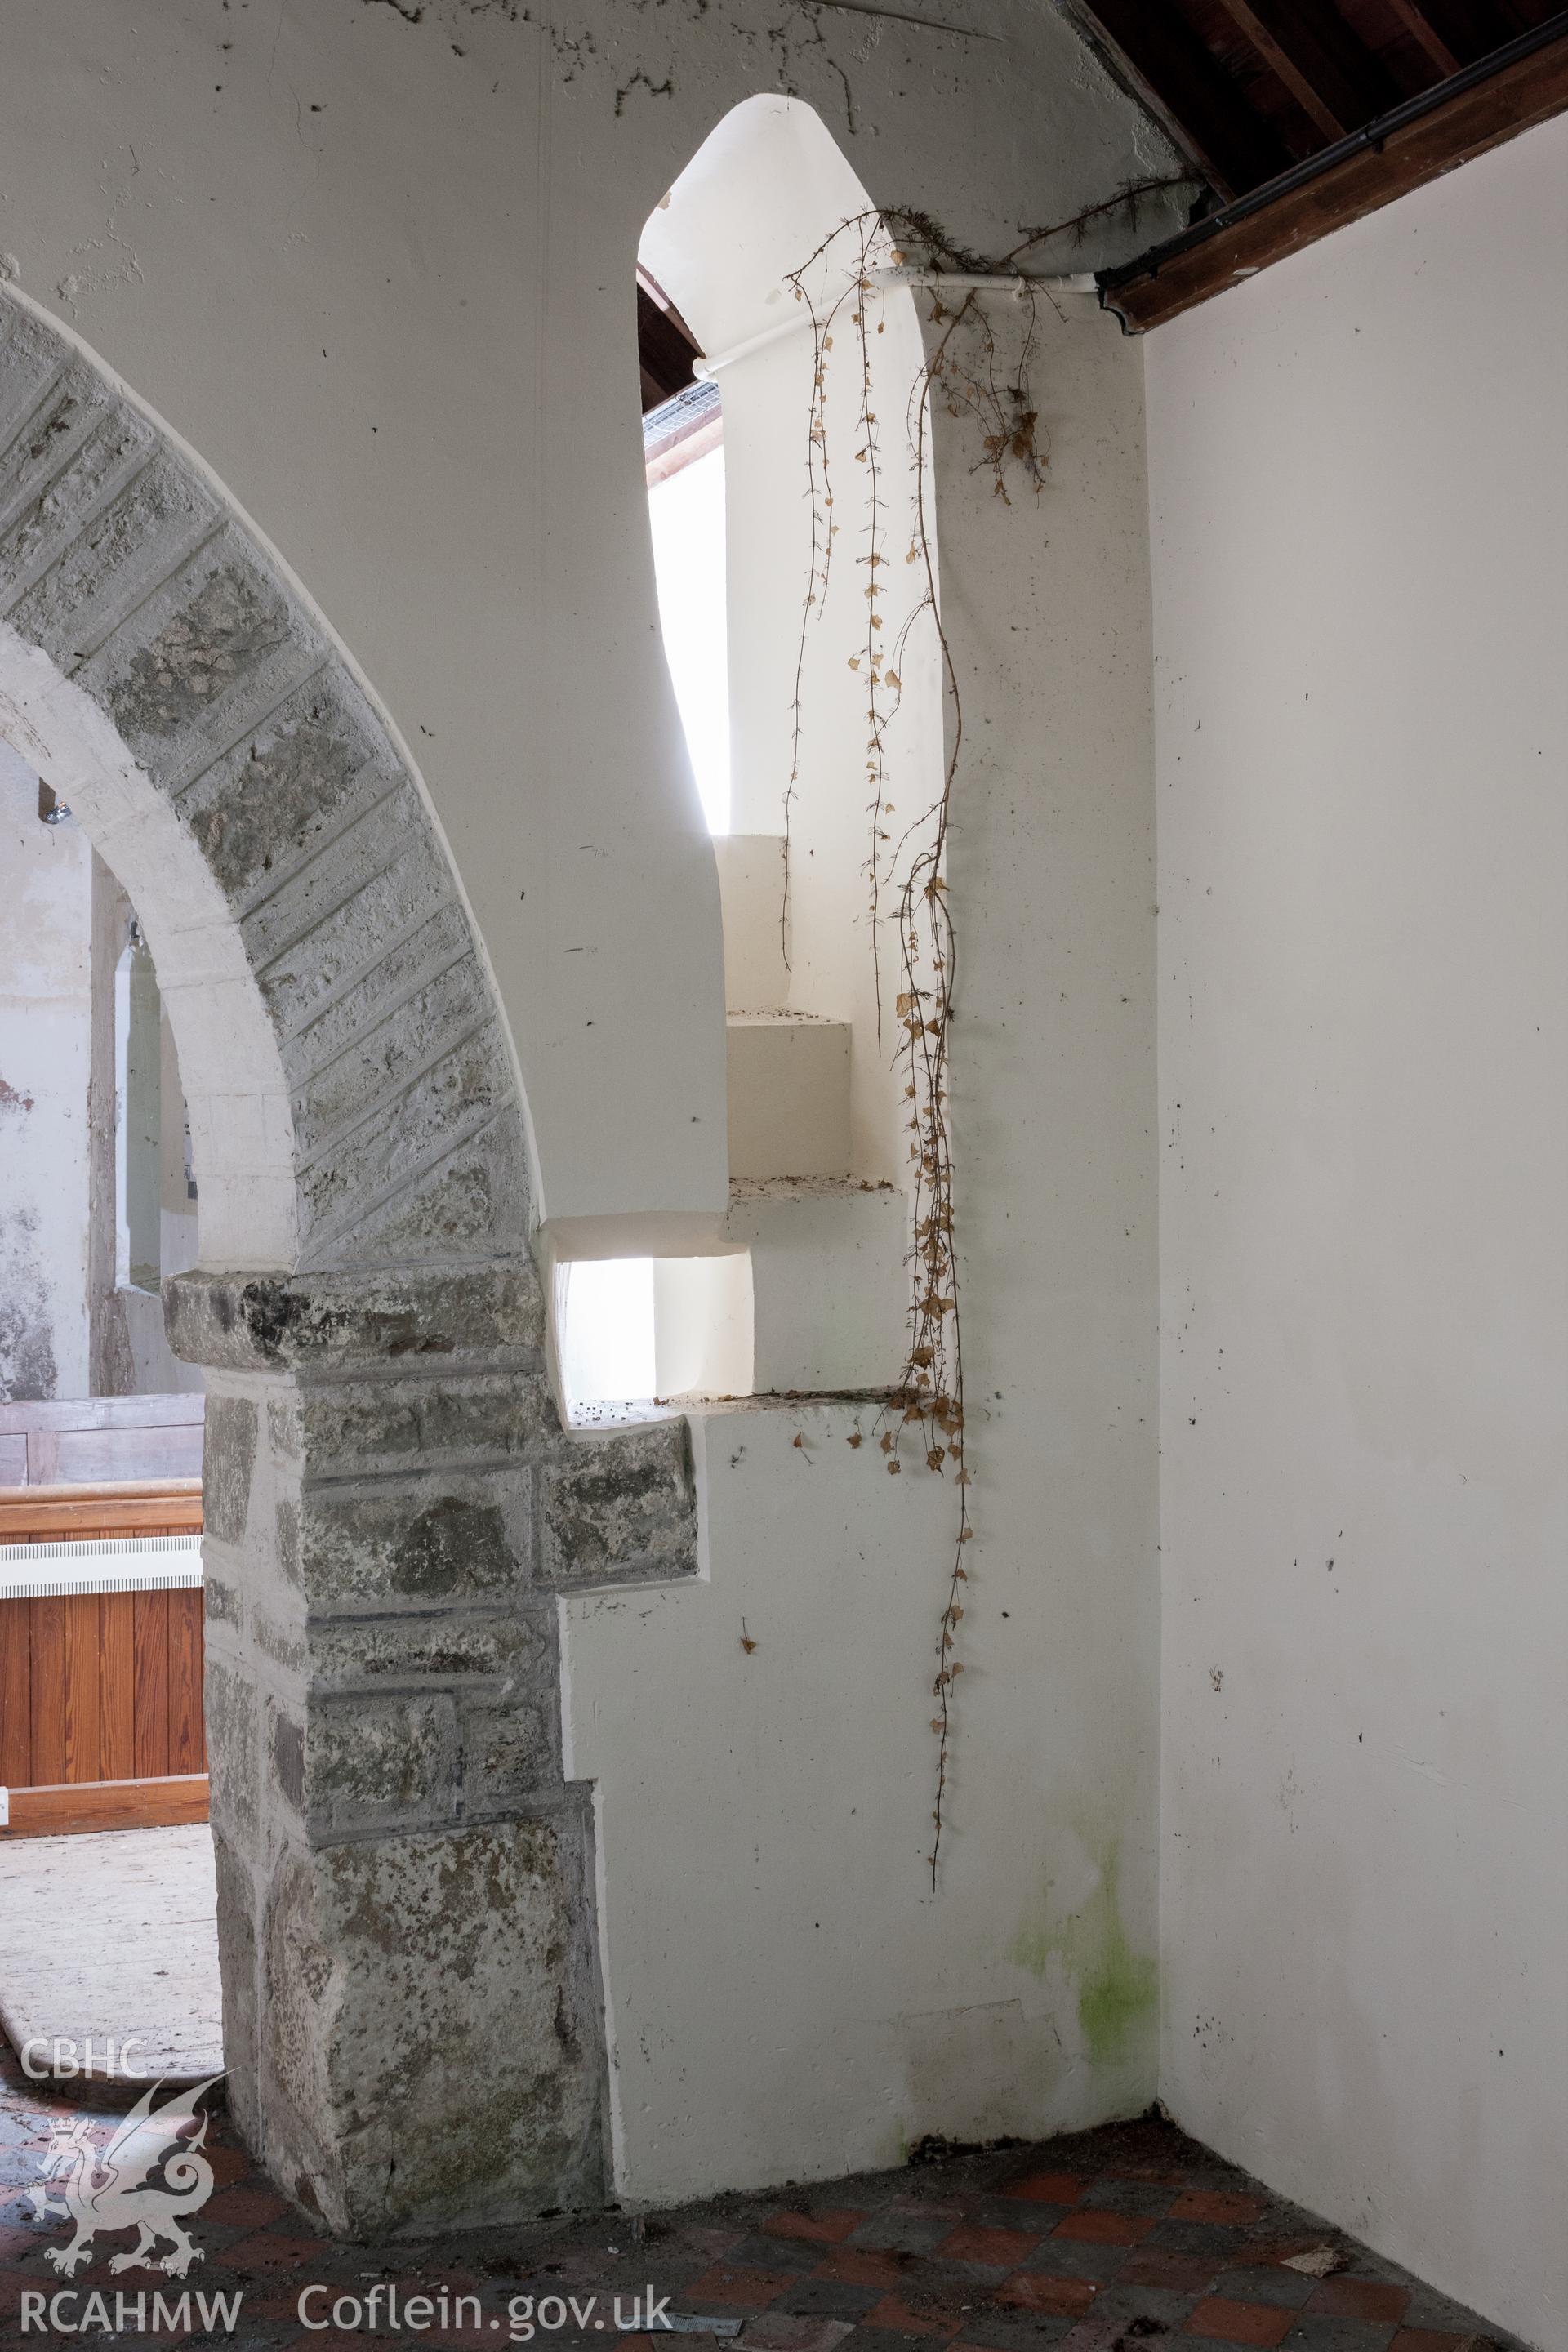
[0,287,697,2235]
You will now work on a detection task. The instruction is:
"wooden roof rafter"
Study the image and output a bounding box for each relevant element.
[1066,2,1568,326]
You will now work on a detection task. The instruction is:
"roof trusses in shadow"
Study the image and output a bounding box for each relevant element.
[1065,2,1568,324]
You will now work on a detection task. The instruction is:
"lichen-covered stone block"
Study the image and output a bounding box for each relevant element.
[279,903,471,1089]
[308,1603,552,1695]
[241,773,418,973]
[256,826,457,1041]
[315,1107,533,1273]
[296,1021,519,1251]
[166,1263,546,1374]
[205,1655,261,1857]
[0,399,154,617]
[261,1810,606,2235]
[296,1367,555,1479]
[101,554,294,750]
[211,1830,261,2149]
[79,528,319,789]
[296,1469,535,1610]
[540,1419,698,1588]
[461,1695,559,1812]
[308,1693,458,1835]
[178,675,381,906]
[11,451,216,665]
[203,1392,259,1544]
[291,951,492,1164]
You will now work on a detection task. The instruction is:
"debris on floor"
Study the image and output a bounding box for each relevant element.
[0,2050,1521,2350]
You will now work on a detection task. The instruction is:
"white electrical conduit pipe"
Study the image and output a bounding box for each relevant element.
[693,268,1098,379]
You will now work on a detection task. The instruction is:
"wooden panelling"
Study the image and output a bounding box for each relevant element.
[47,1425,205,1485]
[168,1589,205,1775]
[100,1592,137,1783]
[0,1480,203,1543]
[0,1396,204,1433]
[133,1588,171,1779]
[0,1600,29,1786]
[29,1597,66,1786]
[62,1594,102,1784]
[0,1395,203,1487]
[0,1582,204,1793]
[1,1775,208,1840]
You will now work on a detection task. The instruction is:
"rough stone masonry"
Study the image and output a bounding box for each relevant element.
[0,287,699,2236]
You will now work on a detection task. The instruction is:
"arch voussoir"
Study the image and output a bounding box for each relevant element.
[0,288,697,2235]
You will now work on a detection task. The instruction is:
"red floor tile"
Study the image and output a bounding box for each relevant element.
[221,2226,328,2272]
[1002,2172,1082,2206]
[746,2317,858,2352]
[764,2209,866,2246]
[813,2246,911,2287]
[1054,2210,1155,2245]
[995,2270,1097,2318]
[685,2262,796,2310]
[1184,2296,1293,2345]
[1173,2190,1266,2227]
[1125,2249,1221,2292]
[864,2290,964,2337]
[1307,2275,1410,2323]
[933,2223,1041,2268]
[205,2141,253,2189]
[204,2181,291,2229]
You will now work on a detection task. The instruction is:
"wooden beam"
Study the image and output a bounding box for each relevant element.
[1101,22,1568,329]
[1066,1,1294,198]
[1210,0,1398,137]
[0,1774,208,1839]
[0,1477,203,1543]
[638,283,701,414]
[1382,0,1519,74]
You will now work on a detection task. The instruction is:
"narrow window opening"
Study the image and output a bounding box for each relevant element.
[556,1258,657,1414]
[640,270,730,836]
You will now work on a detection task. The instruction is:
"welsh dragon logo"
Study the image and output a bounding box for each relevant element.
[28,2075,223,2278]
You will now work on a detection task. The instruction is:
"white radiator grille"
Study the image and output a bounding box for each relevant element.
[0,1534,203,1601]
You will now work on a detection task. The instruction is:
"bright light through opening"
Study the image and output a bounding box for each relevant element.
[648,446,730,835]
[558,1258,657,1409]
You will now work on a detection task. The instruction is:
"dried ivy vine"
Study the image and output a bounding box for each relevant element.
[782,184,1182,1885]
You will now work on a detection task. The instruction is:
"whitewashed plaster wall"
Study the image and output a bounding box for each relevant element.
[1147,117,1568,2351]
[0,0,1172,2198]
[567,287,1161,2199]
[0,0,1183,1244]
[0,743,94,1399]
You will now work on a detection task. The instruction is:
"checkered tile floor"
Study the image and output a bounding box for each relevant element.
[0,2042,1523,2350]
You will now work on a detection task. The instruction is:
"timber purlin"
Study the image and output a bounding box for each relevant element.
[0,1774,208,1839]
[0,1477,203,1544]
[1081,6,1568,327]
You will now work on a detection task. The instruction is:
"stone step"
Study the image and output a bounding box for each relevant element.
[727,1012,851,1182]
[727,1177,907,1394]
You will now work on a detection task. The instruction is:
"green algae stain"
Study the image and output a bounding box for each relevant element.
[1009,1832,1157,2067]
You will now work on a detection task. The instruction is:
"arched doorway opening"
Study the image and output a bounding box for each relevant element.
[0,287,697,2235]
